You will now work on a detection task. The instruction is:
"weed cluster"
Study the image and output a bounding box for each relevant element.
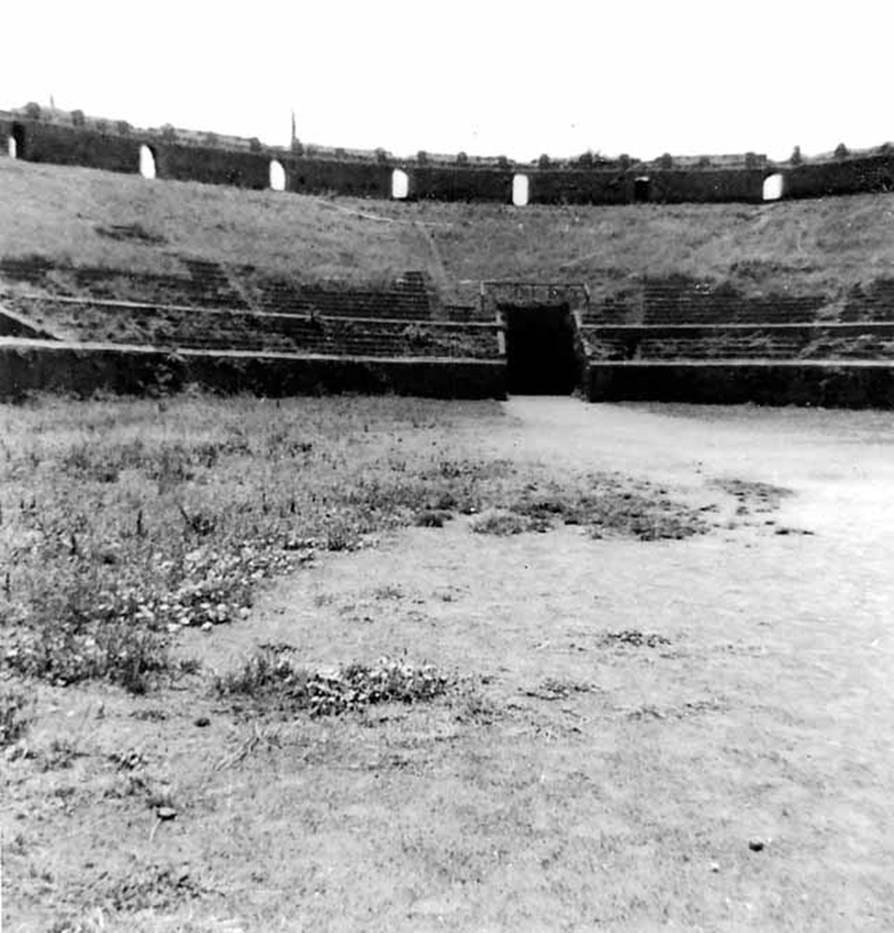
[597,629,671,648]
[473,474,709,541]
[216,647,452,716]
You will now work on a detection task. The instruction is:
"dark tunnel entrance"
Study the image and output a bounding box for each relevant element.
[10,123,25,159]
[502,303,579,394]
[634,176,650,203]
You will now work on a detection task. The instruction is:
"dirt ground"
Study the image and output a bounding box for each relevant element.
[6,397,894,931]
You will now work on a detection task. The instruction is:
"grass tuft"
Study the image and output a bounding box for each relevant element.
[0,685,34,746]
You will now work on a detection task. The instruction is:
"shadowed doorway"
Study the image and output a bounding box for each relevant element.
[502,304,579,394]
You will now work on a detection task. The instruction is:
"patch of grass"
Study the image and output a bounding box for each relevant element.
[597,629,672,648]
[470,509,532,536]
[216,647,452,717]
[710,477,794,504]
[0,684,33,746]
[451,686,502,725]
[0,396,709,699]
[5,609,172,694]
[36,738,86,772]
[501,475,709,541]
[523,678,597,701]
[413,509,454,527]
[94,223,167,245]
[89,860,207,914]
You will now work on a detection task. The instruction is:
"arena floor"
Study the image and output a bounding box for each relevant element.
[5,396,894,931]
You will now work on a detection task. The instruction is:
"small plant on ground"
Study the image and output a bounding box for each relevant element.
[597,630,671,648]
[216,648,452,717]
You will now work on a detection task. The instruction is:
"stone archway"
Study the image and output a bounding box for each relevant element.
[634,176,650,203]
[501,303,579,394]
[139,144,157,179]
[763,173,784,201]
[269,159,286,191]
[392,168,409,199]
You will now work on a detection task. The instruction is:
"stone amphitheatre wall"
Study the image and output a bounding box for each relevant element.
[153,143,271,189]
[4,105,893,204]
[287,156,393,198]
[782,152,894,198]
[3,119,143,174]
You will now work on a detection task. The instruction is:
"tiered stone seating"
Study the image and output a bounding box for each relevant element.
[841,279,894,322]
[581,274,894,364]
[583,324,894,361]
[0,256,55,286]
[0,257,247,308]
[6,295,501,359]
[250,279,431,320]
[582,278,827,326]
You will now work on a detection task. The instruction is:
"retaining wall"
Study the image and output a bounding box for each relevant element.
[588,361,894,408]
[0,340,507,401]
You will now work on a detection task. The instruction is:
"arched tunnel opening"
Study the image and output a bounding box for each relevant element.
[391,168,409,200]
[269,159,286,191]
[139,144,157,179]
[763,173,784,201]
[501,303,579,394]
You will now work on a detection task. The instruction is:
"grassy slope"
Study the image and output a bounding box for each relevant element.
[3,157,894,298]
[0,160,433,286]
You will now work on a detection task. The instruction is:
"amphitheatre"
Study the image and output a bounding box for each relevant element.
[4,103,894,405]
[1,102,894,931]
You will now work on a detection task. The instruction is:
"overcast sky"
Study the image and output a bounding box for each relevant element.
[3,0,889,162]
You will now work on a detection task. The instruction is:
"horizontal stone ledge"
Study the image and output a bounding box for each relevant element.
[582,322,894,332]
[589,358,894,368]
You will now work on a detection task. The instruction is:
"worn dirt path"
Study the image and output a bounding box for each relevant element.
[174,397,894,929]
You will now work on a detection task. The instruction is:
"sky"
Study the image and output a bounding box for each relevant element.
[3,0,890,163]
